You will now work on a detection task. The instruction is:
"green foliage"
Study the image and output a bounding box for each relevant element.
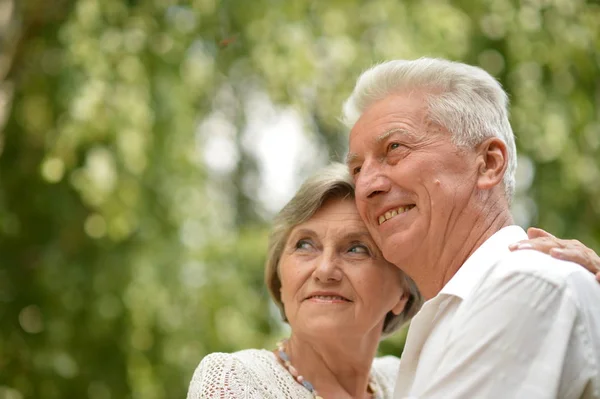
[1,0,598,397]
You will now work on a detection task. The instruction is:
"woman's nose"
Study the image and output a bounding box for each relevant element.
[313,253,343,282]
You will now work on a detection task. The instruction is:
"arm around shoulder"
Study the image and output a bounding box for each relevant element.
[414,262,588,398]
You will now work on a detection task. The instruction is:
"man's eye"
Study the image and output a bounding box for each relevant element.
[352,166,361,175]
[388,142,401,151]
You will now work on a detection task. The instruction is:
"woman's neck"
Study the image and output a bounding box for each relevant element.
[283,331,381,399]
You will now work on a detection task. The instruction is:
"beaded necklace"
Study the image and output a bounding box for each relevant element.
[276,339,378,399]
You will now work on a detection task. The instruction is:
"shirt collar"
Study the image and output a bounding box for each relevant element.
[439,225,527,299]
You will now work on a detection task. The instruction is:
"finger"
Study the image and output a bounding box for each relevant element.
[509,236,563,252]
[596,272,600,283]
[527,227,556,239]
[508,240,529,251]
[550,247,596,274]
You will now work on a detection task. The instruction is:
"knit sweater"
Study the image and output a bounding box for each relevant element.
[187,348,400,399]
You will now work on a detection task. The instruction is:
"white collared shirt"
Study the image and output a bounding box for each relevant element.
[394,226,600,399]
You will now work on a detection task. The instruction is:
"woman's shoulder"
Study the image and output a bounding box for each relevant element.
[371,355,401,398]
[199,348,275,368]
[372,354,401,372]
[187,349,302,399]
[191,349,278,383]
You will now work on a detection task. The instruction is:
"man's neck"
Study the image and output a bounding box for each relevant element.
[410,204,514,300]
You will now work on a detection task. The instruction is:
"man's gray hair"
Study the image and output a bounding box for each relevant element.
[342,57,517,200]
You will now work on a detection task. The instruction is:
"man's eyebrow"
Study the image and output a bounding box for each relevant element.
[346,128,415,166]
[375,128,413,144]
[345,152,358,166]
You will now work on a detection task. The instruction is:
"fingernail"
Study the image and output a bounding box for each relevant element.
[515,243,533,250]
[508,242,529,250]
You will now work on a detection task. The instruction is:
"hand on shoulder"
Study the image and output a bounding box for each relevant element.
[509,227,600,282]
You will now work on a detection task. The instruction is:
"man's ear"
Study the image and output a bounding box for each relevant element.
[476,137,508,191]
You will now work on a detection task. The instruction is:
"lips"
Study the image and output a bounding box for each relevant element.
[377,204,416,225]
[305,292,352,302]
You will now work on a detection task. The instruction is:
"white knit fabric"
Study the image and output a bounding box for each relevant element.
[187,348,400,399]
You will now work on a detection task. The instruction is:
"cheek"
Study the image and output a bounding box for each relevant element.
[439,153,477,183]
[377,267,404,292]
[279,273,293,303]
[359,268,401,302]
[427,170,475,211]
[355,198,369,220]
[367,226,383,249]
[279,265,304,303]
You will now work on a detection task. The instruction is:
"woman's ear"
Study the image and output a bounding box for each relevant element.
[391,293,409,315]
[476,137,508,191]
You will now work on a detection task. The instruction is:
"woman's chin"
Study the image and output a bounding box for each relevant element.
[292,320,361,339]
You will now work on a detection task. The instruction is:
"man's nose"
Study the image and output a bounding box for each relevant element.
[313,253,343,282]
[355,162,390,201]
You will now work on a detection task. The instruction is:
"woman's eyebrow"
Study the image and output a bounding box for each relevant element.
[289,228,315,238]
[339,231,373,242]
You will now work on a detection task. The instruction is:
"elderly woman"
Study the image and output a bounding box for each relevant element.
[187,163,600,399]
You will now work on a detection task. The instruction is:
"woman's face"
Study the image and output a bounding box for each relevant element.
[279,197,408,339]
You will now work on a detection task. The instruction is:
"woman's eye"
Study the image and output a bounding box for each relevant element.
[348,244,369,255]
[295,239,313,250]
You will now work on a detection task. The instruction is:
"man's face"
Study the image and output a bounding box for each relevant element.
[347,92,480,268]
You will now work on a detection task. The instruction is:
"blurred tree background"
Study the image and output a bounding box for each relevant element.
[1,0,599,397]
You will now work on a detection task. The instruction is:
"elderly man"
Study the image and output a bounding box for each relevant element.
[344,58,600,398]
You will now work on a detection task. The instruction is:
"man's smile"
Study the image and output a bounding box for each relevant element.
[377,204,416,225]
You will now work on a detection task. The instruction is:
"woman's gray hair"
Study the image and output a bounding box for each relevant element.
[265,162,422,336]
[342,57,517,201]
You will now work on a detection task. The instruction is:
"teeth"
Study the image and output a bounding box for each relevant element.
[311,295,347,301]
[378,205,415,225]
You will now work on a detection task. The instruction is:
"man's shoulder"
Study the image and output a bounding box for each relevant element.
[487,249,600,311]
[496,248,595,285]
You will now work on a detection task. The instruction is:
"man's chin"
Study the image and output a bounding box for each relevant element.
[381,230,419,265]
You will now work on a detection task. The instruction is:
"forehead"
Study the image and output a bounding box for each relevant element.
[349,92,428,145]
[294,198,365,230]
